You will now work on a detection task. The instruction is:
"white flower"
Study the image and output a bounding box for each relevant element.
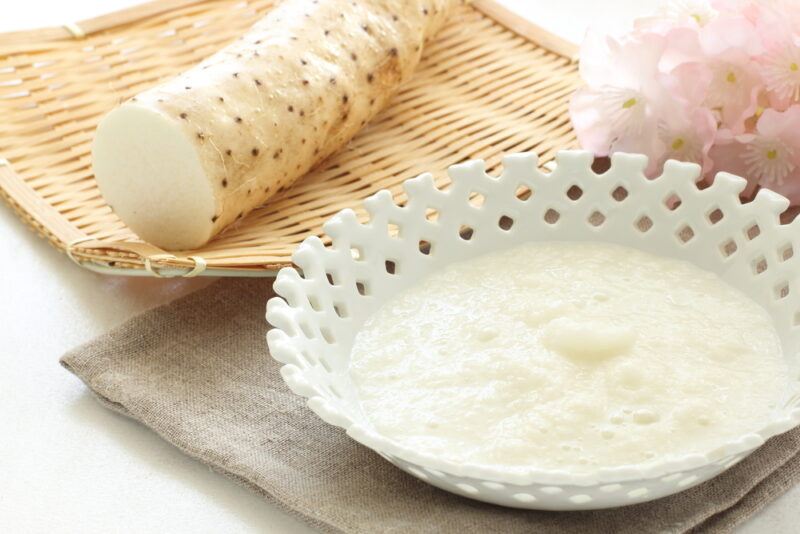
[596,86,648,136]
[659,0,717,26]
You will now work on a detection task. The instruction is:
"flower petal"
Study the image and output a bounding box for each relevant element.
[570,87,615,156]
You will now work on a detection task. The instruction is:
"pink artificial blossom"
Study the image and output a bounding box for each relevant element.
[570,31,669,169]
[707,135,761,197]
[759,38,800,108]
[702,52,761,132]
[757,19,800,109]
[635,0,718,34]
[696,12,762,131]
[710,107,800,203]
[656,103,718,171]
[570,0,800,206]
[742,108,800,182]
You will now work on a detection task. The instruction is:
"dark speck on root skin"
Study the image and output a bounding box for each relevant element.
[302,79,309,85]
[225,149,232,156]
[351,52,358,61]
[232,72,239,78]
[329,77,337,85]
[367,73,374,83]
[254,78,262,86]
[211,215,219,223]
[235,116,243,123]
[218,96,224,102]
[342,94,349,103]
[222,179,228,187]
[324,30,330,36]
[180,112,187,119]
[299,110,305,116]
[252,148,260,156]
[301,58,307,65]
[196,132,205,141]
[273,149,282,159]
[389,47,398,56]
[288,105,294,112]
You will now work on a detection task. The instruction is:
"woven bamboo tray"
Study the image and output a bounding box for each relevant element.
[0,0,579,277]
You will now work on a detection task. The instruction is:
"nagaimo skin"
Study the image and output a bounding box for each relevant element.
[93,0,462,250]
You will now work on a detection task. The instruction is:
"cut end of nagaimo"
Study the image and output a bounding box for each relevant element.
[92,103,216,251]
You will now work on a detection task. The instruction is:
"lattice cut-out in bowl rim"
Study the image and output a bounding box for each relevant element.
[266,150,800,510]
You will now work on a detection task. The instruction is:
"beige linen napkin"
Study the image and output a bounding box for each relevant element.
[61,279,800,533]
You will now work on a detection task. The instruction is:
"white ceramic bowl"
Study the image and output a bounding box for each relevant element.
[266,150,800,510]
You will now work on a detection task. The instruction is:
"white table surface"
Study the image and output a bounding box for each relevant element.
[1,1,796,532]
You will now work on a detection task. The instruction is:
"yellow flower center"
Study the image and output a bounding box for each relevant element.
[767,149,778,160]
[691,13,702,24]
[726,71,737,84]
[755,106,765,117]
[622,97,637,109]
[791,62,799,72]
[671,138,685,151]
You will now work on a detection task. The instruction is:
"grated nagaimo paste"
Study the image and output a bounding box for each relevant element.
[349,242,788,471]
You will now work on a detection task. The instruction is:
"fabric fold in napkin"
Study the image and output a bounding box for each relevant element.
[61,279,800,534]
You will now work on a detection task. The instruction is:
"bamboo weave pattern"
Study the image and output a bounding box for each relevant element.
[0,0,579,275]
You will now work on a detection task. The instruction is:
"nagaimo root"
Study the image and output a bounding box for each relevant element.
[92,0,462,250]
